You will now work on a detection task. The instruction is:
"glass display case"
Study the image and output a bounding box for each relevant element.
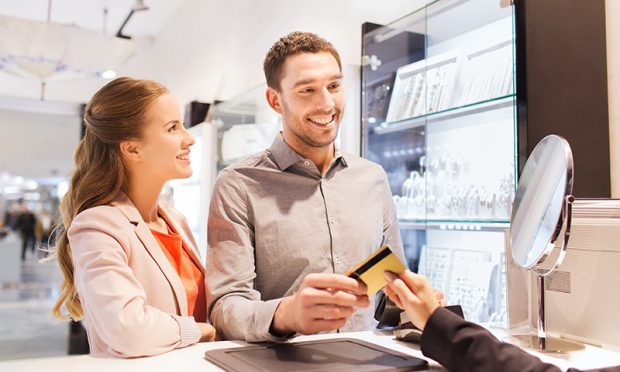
[361,0,516,324]
[168,84,281,257]
[210,84,281,174]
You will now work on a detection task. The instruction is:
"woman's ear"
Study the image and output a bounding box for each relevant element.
[119,140,141,162]
[266,87,282,114]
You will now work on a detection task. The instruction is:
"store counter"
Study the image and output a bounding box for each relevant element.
[2,329,620,371]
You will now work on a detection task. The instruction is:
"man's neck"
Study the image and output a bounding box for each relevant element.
[281,133,335,175]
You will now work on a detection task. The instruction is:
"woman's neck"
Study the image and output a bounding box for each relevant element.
[125,177,165,225]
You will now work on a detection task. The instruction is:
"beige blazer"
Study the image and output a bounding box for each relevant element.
[68,193,204,358]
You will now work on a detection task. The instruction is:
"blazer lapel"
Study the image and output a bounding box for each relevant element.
[158,203,205,275]
[111,194,189,316]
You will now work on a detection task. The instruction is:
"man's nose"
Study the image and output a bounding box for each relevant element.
[315,87,335,111]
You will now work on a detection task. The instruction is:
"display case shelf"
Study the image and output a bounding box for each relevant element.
[374,94,514,134]
[399,219,510,232]
[361,0,516,324]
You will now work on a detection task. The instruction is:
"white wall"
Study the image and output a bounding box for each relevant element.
[122,0,427,102]
[119,0,429,155]
[607,0,620,197]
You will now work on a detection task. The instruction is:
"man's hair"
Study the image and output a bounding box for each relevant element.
[263,31,342,90]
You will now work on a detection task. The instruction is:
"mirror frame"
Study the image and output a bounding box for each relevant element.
[511,135,574,273]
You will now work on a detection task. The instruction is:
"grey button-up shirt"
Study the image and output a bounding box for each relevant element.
[206,134,404,341]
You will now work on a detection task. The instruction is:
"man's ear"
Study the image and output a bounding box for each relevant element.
[266,87,282,114]
[119,140,141,163]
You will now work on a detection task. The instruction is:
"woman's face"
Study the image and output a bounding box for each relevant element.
[135,93,195,182]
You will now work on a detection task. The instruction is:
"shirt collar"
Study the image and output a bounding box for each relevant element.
[268,133,348,171]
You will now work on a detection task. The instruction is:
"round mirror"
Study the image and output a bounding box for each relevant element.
[509,135,583,353]
[510,135,573,270]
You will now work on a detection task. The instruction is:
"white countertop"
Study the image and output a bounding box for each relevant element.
[1,330,620,371]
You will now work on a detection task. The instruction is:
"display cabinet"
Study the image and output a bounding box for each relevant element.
[168,84,281,257]
[361,0,516,324]
[209,84,281,173]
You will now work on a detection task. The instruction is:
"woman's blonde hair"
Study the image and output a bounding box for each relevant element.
[52,77,168,320]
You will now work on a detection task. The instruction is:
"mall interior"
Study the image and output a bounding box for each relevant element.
[0,0,619,370]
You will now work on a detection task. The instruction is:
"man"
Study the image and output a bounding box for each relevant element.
[16,204,37,261]
[206,31,405,341]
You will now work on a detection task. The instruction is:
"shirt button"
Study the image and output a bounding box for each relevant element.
[329,217,335,224]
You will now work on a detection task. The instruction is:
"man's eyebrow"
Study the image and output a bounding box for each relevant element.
[292,74,344,88]
[292,78,315,88]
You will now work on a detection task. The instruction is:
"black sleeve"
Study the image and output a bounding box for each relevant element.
[421,308,620,372]
[420,307,565,372]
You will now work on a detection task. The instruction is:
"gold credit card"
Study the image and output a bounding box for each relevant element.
[346,245,407,295]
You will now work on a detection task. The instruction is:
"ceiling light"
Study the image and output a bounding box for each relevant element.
[133,0,149,12]
[101,70,117,79]
[0,15,135,97]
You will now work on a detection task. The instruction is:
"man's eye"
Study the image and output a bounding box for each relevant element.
[329,82,341,89]
[300,88,313,94]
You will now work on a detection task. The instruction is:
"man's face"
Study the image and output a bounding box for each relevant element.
[268,52,344,152]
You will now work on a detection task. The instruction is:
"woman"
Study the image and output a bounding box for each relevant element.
[52,77,216,358]
[384,271,620,372]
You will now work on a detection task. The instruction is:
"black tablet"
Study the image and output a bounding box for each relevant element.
[204,338,428,371]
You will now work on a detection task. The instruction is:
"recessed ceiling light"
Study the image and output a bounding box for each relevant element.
[102,70,117,79]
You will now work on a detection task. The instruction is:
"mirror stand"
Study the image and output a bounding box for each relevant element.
[511,195,584,353]
[511,275,584,353]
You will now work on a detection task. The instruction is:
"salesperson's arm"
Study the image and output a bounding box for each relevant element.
[384,271,620,372]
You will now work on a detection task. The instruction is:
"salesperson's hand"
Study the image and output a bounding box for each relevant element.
[383,270,440,330]
[197,323,217,342]
[271,273,370,336]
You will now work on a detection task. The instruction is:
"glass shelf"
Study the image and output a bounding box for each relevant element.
[399,218,510,231]
[374,94,514,134]
[362,0,516,324]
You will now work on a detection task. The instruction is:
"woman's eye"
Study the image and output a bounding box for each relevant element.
[168,124,177,132]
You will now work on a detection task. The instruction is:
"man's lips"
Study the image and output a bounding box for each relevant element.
[307,114,336,126]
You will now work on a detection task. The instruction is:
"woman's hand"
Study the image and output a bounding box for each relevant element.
[197,323,217,342]
[384,270,440,330]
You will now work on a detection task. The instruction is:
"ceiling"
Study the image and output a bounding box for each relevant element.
[0,0,187,183]
[0,0,185,37]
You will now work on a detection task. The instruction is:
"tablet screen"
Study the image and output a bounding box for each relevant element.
[205,338,428,371]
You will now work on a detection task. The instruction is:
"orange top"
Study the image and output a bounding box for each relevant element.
[151,226,206,322]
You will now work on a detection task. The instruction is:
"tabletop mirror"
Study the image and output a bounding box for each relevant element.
[509,134,584,353]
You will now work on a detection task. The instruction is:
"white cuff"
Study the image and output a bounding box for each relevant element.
[171,314,201,348]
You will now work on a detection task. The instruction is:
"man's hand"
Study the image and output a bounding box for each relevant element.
[383,270,440,330]
[271,273,370,336]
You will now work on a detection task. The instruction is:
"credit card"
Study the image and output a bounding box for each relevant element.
[346,245,407,295]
